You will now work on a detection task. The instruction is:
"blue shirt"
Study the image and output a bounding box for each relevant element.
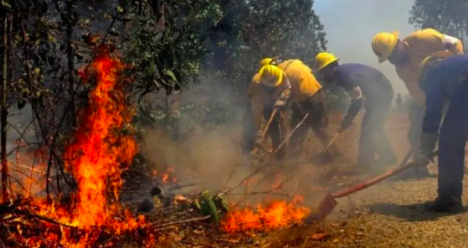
[334,64,393,101]
[421,55,468,133]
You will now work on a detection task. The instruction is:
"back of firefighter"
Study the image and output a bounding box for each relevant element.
[371,28,464,177]
[277,59,340,160]
[315,52,395,169]
[415,51,468,212]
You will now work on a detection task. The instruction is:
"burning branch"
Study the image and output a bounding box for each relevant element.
[0,46,155,247]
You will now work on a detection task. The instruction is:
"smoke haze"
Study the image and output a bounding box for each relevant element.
[315,0,416,95]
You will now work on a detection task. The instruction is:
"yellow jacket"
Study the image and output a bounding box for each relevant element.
[278,59,322,102]
[396,28,464,106]
[248,60,322,132]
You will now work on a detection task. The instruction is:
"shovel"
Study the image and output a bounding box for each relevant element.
[308,149,439,221]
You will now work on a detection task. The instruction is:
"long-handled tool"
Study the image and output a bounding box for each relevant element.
[253,109,278,154]
[308,149,439,221]
[326,129,344,149]
[307,129,345,166]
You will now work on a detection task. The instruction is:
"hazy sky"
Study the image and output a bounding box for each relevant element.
[314,0,416,95]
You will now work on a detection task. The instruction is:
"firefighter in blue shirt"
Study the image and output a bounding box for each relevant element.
[315,52,396,169]
[414,51,468,212]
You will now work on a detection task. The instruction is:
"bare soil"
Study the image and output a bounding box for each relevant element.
[126,110,468,247]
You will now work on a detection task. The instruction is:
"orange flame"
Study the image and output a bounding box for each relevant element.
[152,167,177,184]
[64,51,137,228]
[3,48,154,247]
[221,195,310,233]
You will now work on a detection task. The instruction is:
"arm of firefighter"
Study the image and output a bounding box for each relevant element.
[344,86,364,120]
[275,79,291,108]
[443,34,464,54]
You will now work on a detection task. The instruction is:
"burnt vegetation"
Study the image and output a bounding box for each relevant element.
[0,0,460,247]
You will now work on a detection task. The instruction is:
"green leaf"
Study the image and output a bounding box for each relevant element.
[199,190,219,224]
[163,70,177,83]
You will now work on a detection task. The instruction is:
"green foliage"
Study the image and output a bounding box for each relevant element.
[199,190,219,224]
[209,0,327,91]
[122,0,223,100]
[409,0,468,47]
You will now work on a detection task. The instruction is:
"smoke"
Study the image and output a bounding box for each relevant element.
[315,0,416,96]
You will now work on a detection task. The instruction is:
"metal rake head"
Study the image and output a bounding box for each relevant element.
[307,144,334,166]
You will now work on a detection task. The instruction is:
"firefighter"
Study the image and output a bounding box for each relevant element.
[371,28,464,177]
[242,58,277,156]
[315,52,396,169]
[245,59,340,162]
[414,50,467,212]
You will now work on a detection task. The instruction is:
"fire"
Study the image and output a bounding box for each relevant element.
[152,167,177,184]
[64,50,137,228]
[1,47,154,247]
[221,195,310,233]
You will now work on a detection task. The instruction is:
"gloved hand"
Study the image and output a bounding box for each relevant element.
[341,115,354,130]
[420,132,438,155]
[254,130,263,144]
[274,99,286,109]
[413,132,438,166]
[413,149,430,167]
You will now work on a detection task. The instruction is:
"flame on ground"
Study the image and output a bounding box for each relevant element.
[152,167,177,184]
[221,195,310,233]
[2,48,154,247]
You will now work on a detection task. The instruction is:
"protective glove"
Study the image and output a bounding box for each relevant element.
[254,130,263,145]
[413,150,430,167]
[340,115,354,130]
[420,132,438,156]
[274,99,286,109]
[413,132,438,166]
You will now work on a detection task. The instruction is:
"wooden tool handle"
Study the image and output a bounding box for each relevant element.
[261,108,278,140]
[332,150,438,198]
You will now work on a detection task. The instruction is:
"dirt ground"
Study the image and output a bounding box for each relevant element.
[128,110,468,247]
[242,110,468,248]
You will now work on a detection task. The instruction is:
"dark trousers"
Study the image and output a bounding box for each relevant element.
[407,101,425,152]
[240,101,289,159]
[264,107,290,159]
[357,95,396,166]
[289,91,338,155]
[437,91,468,201]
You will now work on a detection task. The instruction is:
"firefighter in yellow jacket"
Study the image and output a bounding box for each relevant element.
[244,59,339,161]
[371,28,464,176]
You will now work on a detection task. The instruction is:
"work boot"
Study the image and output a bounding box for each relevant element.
[424,197,463,213]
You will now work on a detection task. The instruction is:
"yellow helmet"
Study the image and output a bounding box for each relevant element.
[371,31,399,63]
[260,57,279,67]
[259,65,283,87]
[315,52,339,70]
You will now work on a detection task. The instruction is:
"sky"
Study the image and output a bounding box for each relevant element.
[314,0,416,95]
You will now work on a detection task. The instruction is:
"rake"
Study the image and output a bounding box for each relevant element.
[308,149,439,221]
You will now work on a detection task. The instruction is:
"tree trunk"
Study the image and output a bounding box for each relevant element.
[66,0,76,128]
[1,16,9,200]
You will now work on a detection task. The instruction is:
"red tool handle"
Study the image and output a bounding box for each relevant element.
[332,150,438,198]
